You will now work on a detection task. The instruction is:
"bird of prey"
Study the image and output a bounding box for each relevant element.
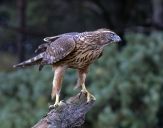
[13,28,121,107]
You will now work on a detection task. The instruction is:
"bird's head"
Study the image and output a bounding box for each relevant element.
[96,28,121,46]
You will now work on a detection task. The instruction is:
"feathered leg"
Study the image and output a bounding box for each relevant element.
[78,67,96,102]
[50,65,67,108]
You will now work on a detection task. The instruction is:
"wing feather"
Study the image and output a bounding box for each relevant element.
[43,32,79,42]
[42,35,76,64]
[36,32,78,53]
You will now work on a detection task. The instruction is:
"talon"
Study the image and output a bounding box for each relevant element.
[49,101,60,110]
[81,84,96,102]
[60,100,64,103]
[78,91,82,99]
[49,105,55,110]
[59,100,65,106]
[49,94,60,109]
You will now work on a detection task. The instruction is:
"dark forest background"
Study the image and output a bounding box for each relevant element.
[0,0,163,128]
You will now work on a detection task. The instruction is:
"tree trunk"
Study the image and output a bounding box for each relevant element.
[17,0,27,62]
[32,92,95,128]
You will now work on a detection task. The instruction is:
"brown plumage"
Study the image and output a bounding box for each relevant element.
[13,28,121,107]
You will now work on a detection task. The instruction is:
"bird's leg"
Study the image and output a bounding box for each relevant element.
[74,71,82,90]
[49,66,66,108]
[54,93,60,106]
[78,68,96,102]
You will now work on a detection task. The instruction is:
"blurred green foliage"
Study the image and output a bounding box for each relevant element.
[0,32,163,128]
[0,52,17,71]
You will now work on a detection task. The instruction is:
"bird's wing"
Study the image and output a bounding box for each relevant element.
[43,32,79,42]
[43,35,76,64]
[35,32,78,53]
[35,43,49,53]
[35,36,60,53]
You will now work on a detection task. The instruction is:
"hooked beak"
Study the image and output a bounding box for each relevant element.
[113,34,121,42]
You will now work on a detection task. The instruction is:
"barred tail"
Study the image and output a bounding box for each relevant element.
[13,53,44,68]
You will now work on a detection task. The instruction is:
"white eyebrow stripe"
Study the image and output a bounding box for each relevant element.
[103,30,112,33]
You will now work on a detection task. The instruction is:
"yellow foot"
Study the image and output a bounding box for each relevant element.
[49,103,59,110]
[81,88,96,102]
[49,94,60,110]
[49,101,64,110]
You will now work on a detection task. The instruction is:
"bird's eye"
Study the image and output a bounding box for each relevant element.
[110,33,114,38]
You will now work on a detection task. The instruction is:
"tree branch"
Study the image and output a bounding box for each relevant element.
[32,92,95,128]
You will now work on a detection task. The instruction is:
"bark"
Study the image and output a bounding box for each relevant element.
[32,92,95,128]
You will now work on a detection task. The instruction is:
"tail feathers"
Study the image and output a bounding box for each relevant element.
[13,53,44,68]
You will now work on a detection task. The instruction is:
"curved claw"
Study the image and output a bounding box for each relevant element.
[49,94,60,110]
[81,88,96,102]
[49,100,65,111]
[49,102,60,110]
